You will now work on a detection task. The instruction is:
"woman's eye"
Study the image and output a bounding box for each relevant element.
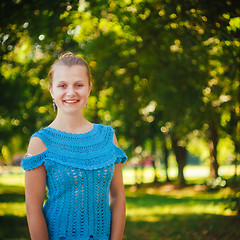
[59,84,66,88]
[77,84,83,87]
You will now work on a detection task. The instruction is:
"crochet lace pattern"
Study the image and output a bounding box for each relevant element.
[21,124,127,240]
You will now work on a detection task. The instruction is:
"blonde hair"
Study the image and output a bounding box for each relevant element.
[48,52,91,86]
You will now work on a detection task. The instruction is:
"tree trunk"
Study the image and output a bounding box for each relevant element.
[233,143,240,180]
[151,139,158,183]
[171,137,187,186]
[209,124,219,179]
[163,137,170,182]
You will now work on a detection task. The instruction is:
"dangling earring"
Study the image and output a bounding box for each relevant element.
[53,99,56,112]
[86,102,88,109]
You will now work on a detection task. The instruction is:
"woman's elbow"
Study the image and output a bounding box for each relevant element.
[26,200,44,216]
[110,194,126,208]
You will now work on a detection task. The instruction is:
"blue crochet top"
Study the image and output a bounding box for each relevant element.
[21,124,127,240]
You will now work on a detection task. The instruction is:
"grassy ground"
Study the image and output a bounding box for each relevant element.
[0,172,28,240]
[0,167,240,240]
[124,184,240,240]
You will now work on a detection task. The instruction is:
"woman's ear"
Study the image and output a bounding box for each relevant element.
[49,86,54,99]
[88,83,92,95]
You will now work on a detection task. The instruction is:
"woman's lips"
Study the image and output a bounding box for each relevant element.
[63,100,80,103]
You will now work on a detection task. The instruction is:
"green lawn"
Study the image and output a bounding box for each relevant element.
[124,185,239,240]
[0,170,28,240]
[0,167,240,240]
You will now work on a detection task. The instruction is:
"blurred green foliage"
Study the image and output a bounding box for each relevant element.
[0,0,239,183]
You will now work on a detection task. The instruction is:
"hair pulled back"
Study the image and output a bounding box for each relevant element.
[49,52,91,86]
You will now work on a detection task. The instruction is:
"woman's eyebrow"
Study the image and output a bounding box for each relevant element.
[75,80,86,82]
[57,80,86,84]
[56,81,66,85]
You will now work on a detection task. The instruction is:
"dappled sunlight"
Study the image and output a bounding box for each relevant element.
[0,202,26,217]
[1,171,240,239]
[0,174,24,187]
[124,185,240,239]
[123,165,238,185]
[125,185,236,223]
[126,199,235,222]
[0,171,26,219]
[126,203,235,222]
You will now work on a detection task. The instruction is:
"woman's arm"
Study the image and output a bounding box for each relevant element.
[24,137,49,240]
[109,134,126,240]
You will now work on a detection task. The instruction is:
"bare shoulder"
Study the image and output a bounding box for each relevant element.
[27,136,47,156]
[112,133,119,147]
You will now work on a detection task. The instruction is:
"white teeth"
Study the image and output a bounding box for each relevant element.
[65,100,78,103]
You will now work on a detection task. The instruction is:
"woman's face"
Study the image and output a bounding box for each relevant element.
[49,65,92,115]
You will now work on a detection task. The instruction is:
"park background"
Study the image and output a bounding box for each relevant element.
[0,0,240,239]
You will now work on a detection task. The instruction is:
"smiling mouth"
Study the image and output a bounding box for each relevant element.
[63,100,80,103]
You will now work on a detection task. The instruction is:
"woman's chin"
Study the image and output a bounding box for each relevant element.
[58,106,85,115]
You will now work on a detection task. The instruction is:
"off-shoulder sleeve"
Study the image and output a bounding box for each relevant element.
[21,150,48,171]
[113,144,127,164]
[108,125,128,165]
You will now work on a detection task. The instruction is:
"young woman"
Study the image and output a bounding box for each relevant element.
[21,53,127,240]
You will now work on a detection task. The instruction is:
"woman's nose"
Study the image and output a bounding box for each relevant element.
[66,86,76,96]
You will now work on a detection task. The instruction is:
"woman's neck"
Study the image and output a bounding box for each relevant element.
[49,112,92,134]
